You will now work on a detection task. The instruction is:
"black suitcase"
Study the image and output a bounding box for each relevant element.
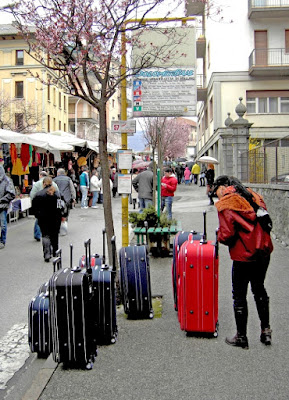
[28,254,62,358]
[49,249,97,369]
[88,235,118,344]
[119,244,154,319]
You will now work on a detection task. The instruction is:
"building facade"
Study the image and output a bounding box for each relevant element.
[186,0,289,178]
[0,24,69,133]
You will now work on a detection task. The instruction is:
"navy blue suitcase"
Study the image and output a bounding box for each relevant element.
[119,245,153,319]
[172,230,202,311]
[49,251,97,369]
[28,283,50,358]
[28,253,62,358]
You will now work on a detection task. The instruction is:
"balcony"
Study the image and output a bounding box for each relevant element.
[248,0,289,18]
[249,48,289,76]
[196,74,207,101]
[185,0,205,16]
[196,27,206,58]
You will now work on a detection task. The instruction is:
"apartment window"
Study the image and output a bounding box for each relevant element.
[15,113,24,131]
[47,115,50,132]
[53,118,56,130]
[280,97,289,113]
[207,41,211,69]
[59,92,61,108]
[16,50,24,65]
[59,121,61,130]
[285,30,289,54]
[209,97,213,121]
[112,99,115,108]
[246,90,289,114]
[15,81,24,98]
[64,123,66,132]
[47,83,51,101]
[63,96,66,111]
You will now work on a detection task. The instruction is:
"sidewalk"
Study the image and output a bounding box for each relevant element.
[22,184,289,399]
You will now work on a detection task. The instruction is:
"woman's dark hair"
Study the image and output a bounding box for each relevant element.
[213,175,257,210]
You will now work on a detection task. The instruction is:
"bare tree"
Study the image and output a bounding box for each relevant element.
[0,92,41,132]
[5,0,190,261]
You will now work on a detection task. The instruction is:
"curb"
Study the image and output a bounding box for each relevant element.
[21,355,57,400]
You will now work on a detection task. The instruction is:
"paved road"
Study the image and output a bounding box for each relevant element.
[1,183,289,400]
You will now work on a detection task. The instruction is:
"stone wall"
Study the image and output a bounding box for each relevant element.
[249,183,289,247]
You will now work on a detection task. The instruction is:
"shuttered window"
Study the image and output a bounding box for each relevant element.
[285,30,289,53]
[246,90,289,114]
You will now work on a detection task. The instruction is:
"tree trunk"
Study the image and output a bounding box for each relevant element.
[98,103,115,265]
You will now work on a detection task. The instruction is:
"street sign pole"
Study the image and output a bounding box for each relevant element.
[121,30,129,247]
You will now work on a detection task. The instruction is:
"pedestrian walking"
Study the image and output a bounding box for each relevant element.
[90,169,101,208]
[199,166,206,187]
[191,162,201,185]
[205,163,215,205]
[132,163,154,212]
[0,165,15,249]
[79,166,89,209]
[131,169,139,209]
[30,170,58,241]
[32,176,62,262]
[111,168,118,198]
[161,167,178,220]
[53,168,76,219]
[213,175,274,349]
[183,167,191,185]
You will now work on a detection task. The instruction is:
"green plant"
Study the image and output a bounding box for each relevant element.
[129,205,177,228]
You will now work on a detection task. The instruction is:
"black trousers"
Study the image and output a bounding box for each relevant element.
[232,256,270,309]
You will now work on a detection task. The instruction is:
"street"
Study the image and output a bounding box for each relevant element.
[1,183,289,400]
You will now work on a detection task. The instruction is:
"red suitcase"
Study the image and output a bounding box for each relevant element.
[177,212,219,336]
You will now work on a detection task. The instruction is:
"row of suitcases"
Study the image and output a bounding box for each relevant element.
[28,229,154,369]
[172,211,219,337]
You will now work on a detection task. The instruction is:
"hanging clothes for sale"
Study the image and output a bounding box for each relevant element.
[12,156,29,175]
[10,143,17,164]
[20,143,31,170]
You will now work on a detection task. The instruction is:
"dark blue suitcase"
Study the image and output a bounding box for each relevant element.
[172,230,202,311]
[119,245,153,319]
[49,251,97,369]
[28,252,62,358]
[28,282,50,358]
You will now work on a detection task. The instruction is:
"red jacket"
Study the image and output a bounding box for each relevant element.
[161,175,178,197]
[215,188,273,262]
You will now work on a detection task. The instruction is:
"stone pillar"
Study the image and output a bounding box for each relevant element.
[220,98,253,181]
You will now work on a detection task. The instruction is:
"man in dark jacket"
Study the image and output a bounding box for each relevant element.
[53,168,76,219]
[0,165,15,249]
[132,163,153,212]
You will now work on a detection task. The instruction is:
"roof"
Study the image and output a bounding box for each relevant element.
[176,117,197,127]
[0,23,35,37]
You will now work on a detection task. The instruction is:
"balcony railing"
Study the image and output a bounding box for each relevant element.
[249,48,289,73]
[248,0,289,17]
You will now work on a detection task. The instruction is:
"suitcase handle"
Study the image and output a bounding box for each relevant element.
[111,236,116,273]
[102,228,106,264]
[84,238,92,274]
[200,210,207,244]
[215,228,219,259]
[70,243,73,269]
[53,256,62,273]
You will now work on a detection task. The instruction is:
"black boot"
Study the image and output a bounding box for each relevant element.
[225,306,249,349]
[255,296,272,345]
[260,328,272,346]
[225,333,249,349]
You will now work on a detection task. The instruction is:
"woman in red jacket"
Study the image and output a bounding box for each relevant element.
[213,175,273,349]
[161,168,178,220]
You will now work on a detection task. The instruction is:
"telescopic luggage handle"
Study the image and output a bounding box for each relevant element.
[215,228,219,259]
[111,236,116,273]
[84,238,92,274]
[102,228,106,264]
[70,243,73,269]
[200,210,207,244]
[53,256,62,273]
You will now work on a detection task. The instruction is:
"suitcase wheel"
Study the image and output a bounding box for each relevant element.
[213,321,219,337]
[149,311,154,319]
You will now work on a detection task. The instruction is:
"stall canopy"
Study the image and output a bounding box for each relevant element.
[0,129,120,153]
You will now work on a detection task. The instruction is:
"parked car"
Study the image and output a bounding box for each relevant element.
[270,173,289,183]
